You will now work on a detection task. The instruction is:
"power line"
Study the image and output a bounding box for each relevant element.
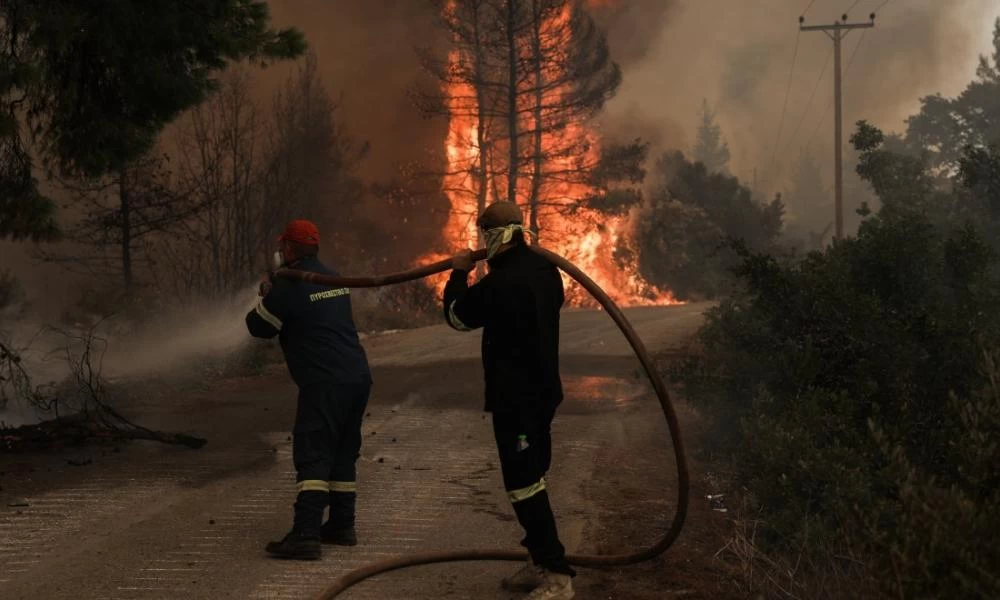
[844,0,864,17]
[874,0,892,13]
[847,29,868,70]
[768,29,802,175]
[801,0,819,16]
[780,47,834,161]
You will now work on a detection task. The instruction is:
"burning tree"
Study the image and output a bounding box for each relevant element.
[417,0,671,305]
[419,0,623,237]
[414,0,499,253]
[514,0,626,237]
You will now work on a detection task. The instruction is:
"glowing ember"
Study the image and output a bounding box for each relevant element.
[420,1,681,308]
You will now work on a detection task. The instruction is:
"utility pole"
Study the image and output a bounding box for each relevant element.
[801,13,875,240]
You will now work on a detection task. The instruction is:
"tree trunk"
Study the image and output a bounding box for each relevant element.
[208,193,223,294]
[489,143,504,212]
[119,171,133,293]
[473,4,490,277]
[505,0,520,205]
[528,0,544,240]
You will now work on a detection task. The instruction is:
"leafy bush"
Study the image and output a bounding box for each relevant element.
[676,206,1000,598]
[869,367,1000,599]
[637,151,784,300]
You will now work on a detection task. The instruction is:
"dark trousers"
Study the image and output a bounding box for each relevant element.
[291,381,370,536]
[492,405,575,577]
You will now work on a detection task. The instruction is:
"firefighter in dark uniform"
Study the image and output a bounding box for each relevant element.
[444,202,576,600]
[246,219,372,560]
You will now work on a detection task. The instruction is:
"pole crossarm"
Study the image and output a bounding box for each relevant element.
[800,22,874,32]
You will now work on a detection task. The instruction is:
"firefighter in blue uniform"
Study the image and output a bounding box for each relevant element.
[444,201,576,600]
[246,219,372,560]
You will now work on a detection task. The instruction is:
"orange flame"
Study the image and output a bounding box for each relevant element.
[421,1,681,308]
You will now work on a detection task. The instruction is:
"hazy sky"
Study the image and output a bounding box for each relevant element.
[602,0,999,190]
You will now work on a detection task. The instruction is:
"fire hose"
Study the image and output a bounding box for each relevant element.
[274,245,689,600]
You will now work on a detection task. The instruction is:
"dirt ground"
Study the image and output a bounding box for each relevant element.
[0,302,742,599]
[573,387,743,600]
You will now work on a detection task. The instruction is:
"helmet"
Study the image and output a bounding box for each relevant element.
[277,219,320,245]
[477,201,523,230]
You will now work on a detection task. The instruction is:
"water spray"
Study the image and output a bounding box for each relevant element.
[274,245,689,599]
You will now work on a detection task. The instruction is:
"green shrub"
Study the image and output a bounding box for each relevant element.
[867,355,1000,599]
[676,207,1000,598]
[636,151,784,300]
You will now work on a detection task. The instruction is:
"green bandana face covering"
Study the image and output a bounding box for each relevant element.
[484,224,528,259]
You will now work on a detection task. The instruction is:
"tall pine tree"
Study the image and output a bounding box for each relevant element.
[785,150,833,249]
[692,98,731,175]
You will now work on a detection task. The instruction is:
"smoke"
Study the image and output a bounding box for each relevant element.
[99,287,261,380]
[589,0,679,66]
[266,1,443,184]
[0,287,261,426]
[597,0,997,194]
[265,0,449,267]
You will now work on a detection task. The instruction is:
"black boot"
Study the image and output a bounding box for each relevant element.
[320,524,357,546]
[265,530,321,560]
[322,491,357,546]
[266,490,326,560]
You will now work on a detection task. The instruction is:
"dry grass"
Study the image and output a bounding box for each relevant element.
[716,497,882,600]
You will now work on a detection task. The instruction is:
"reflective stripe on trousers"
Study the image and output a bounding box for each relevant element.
[507,477,546,503]
[329,480,357,493]
[296,479,330,493]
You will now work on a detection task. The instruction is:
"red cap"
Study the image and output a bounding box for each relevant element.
[277,220,320,245]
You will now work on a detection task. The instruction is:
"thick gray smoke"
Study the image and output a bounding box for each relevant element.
[267,0,443,184]
[597,0,997,194]
[98,287,261,380]
[590,0,679,66]
[0,287,261,426]
[265,0,449,265]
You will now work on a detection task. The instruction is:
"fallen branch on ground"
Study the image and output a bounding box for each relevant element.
[1,413,206,451]
[0,324,207,452]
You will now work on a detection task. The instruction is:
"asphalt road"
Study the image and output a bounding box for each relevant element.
[0,302,710,600]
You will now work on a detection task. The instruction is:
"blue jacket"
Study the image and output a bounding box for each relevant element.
[246,256,371,388]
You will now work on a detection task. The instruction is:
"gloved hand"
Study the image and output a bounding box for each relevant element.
[451,249,474,272]
[258,275,273,297]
